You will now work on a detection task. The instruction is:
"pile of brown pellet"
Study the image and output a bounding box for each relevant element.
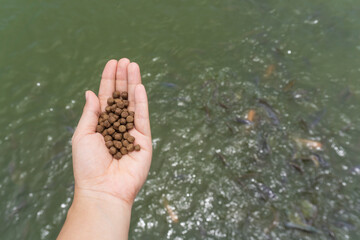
[96,91,140,159]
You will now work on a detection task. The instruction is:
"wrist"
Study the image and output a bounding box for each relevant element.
[63,188,132,240]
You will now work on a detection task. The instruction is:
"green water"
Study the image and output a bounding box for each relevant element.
[1,0,360,239]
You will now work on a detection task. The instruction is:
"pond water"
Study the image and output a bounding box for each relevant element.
[1,0,359,239]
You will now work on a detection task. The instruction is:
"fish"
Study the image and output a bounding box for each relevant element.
[247,109,256,122]
[289,162,304,174]
[163,198,179,223]
[161,82,177,88]
[218,102,229,110]
[294,138,323,151]
[235,117,253,125]
[258,99,280,125]
[284,222,322,234]
[215,152,229,167]
[264,64,276,78]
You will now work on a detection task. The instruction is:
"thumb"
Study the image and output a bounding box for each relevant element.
[73,91,101,139]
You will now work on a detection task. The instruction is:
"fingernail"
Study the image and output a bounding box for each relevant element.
[85,91,89,101]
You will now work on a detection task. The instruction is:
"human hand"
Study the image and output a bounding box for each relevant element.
[71,59,152,206]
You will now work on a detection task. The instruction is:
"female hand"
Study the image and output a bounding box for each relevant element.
[58,59,152,240]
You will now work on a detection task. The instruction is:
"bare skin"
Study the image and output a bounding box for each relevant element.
[57,59,152,240]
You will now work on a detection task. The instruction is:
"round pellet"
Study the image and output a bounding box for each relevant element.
[119,125,126,133]
[107,97,115,105]
[114,152,122,160]
[127,144,134,152]
[120,147,128,155]
[134,144,141,151]
[96,125,104,133]
[105,141,113,148]
[127,136,135,143]
[126,116,134,123]
[109,147,117,155]
[113,91,121,98]
[104,135,112,142]
[126,123,134,130]
[113,140,122,149]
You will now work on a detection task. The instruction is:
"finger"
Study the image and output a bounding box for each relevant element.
[73,91,101,139]
[127,62,142,111]
[98,59,117,112]
[134,84,151,138]
[116,58,130,92]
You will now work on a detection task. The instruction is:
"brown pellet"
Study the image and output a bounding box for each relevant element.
[113,140,122,149]
[123,132,130,140]
[107,127,115,135]
[124,100,129,107]
[109,116,116,124]
[104,135,112,142]
[103,120,111,128]
[127,136,135,143]
[96,125,104,133]
[109,147,117,155]
[105,141,113,148]
[122,140,129,147]
[120,118,126,125]
[126,123,134,130]
[103,114,109,120]
[126,116,134,123]
[107,97,115,105]
[120,92,128,99]
[120,147,128,155]
[129,111,135,117]
[121,111,129,118]
[105,106,111,113]
[115,108,122,115]
[127,144,134,152]
[134,144,141,151]
[119,125,126,132]
[113,133,122,140]
[110,104,117,112]
[113,91,121,98]
[102,129,108,136]
[116,101,125,109]
[114,152,122,159]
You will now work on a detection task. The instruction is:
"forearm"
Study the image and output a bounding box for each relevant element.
[57,188,132,240]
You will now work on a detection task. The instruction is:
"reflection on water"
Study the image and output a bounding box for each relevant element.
[0,0,360,239]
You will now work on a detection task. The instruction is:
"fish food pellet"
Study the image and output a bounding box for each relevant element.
[114,152,122,160]
[134,144,141,151]
[96,91,141,159]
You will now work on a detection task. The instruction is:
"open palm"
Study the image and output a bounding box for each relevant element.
[71,59,152,205]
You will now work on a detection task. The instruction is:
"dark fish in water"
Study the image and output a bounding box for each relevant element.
[235,117,253,125]
[289,162,304,174]
[65,126,75,134]
[217,101,229,109]
[309,109,326,129]
[258,99,280,125]
[161,82,177,88]
[310,153,329,168]
[215,152,229,167]
[284,222,321,234]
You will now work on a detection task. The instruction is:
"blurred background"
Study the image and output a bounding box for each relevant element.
[0,0,359,239]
